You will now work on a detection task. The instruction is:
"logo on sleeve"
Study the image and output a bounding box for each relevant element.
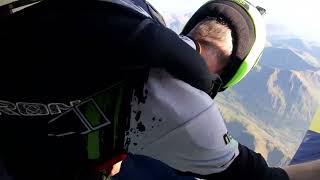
[223,132,234,145]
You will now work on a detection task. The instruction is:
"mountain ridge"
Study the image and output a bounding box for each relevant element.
[163,13,320,166]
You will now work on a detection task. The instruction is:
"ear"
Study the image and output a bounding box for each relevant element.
[199,43,224,74]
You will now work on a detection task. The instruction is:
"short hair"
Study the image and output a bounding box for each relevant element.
[188,17,233,65]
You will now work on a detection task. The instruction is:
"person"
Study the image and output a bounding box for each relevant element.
[0,0,220,180]
[2,0,318,179]
[111,1,320,180]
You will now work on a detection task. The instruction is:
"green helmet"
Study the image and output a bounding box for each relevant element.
[181,0,266,91]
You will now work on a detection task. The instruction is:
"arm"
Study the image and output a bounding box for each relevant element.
[185,144,320,180]
[126,20,221,95]
[178,144,289,180]
[284,160,320,180]
[212,144,289,180]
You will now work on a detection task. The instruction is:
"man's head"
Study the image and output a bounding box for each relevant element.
[188,17,233,75]
[182,0,266,92]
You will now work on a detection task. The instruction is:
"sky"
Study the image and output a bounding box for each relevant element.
[148,0,320,43]
[0,0,319,42]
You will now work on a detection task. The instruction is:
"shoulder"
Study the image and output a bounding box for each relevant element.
[148,69,212,105]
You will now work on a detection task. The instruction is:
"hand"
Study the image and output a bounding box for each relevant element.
[109,161,123,177]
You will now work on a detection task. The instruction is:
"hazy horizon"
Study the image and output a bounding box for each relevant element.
[1,0,319,43]
[148,0,320,43]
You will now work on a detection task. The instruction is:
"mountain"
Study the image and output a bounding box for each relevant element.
[269,38,320,67]
[226,65,319,128]
[0,0,12,6]
[266,24,298,40]
[260,47,318,71]
[264,24,320,68]
[220,32,320,167]
[216,66,320,166]
[163,15,320,167]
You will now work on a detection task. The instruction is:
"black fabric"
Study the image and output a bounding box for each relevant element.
[0,5,11,17]
[181,0,255,89]
[0,0,218,180]
[0,1,143,179]
[0,160,13,180]
[113,154,196,180]
[176,144,290,180]
[126,20,221,94]
[145,1,166,26]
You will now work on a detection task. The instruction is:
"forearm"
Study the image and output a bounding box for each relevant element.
[128,22,216,93]
[206,144,289,180]
[284,160,320,180]
[176,144,289,180]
